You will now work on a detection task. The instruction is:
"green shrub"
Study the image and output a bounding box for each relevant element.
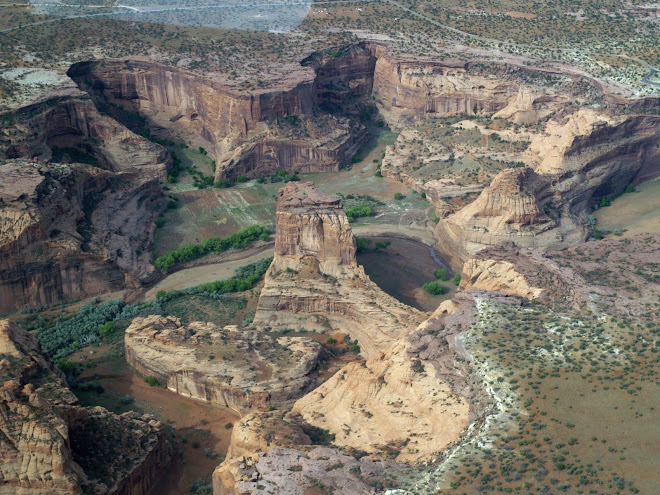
[453,274,462,286]
[374,240,391,250]
[599,197,611,207]
[236,175,247,183]
[355,237,371,252]
[422,281,445,295]
[434,268,450,281]
[144,376,161,387]
[345,204,372,223]
[393,192,404,200]
[98,321,115,337]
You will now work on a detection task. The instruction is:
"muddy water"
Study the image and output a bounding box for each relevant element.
[357,236,454,312]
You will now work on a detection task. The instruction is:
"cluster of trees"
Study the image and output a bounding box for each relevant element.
[345,203,373,223]
[36,300,146,360]
[155,257,272,302]
[154,225,270,272]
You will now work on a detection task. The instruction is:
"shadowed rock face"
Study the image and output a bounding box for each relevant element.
[0,91,170,313]
[436,111,660,265]
[0,320,172,495]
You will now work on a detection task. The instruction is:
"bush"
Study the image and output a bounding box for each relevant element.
[154,225,270,272]
[374,240,390,250]
[434,268,450,281]
[236,175,247,183]
[393,192,404,200]
[190,479,213,495]
[599,197,611,207]
[224,422,234,429]
[355,237,371,252]
[453,274,462,286]
[624,184,636,193]
[214,178,234,188]
[345,204,372,223]
[422,281,445,295]
[144,376,161,387]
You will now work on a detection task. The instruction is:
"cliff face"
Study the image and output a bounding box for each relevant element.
[436,110,660,263]
[253,182,425,357]
[124,315,323,415]
[0,320,172,495]
[0,93,169,313]
[68,60,369,181]
[372,57,517,125]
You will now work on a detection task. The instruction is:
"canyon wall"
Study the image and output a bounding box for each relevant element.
[124,315,323,415]
[0,92,169,313]
[437,110,660,263]
[0,320,172,495]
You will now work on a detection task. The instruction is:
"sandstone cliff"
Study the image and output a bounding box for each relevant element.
[436,110,660,263]
[68,59,369,181]
[253,182,425,357]
[0,91,170,313]
[0,320,171,495]
[124,315,323,415]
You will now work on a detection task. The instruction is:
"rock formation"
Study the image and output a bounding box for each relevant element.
[0,320,171,495]
[0,90,170,313]
[436,110,660,263]
[251,182,471,463]
[253,181,425,357]
[124,315,323,414]
[68,59,369,181]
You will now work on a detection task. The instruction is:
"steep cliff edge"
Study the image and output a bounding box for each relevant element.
[436,110,660,263]
[0,320,172,495]
[68,59,369,181]
[249,182,471,464]
[253,182,425,357]
[124,315,323,415]
[0,92,170,313]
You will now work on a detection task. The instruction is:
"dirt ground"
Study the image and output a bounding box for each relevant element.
[71,342,239,495]
[357,236,455,312]
[593,178,660,238]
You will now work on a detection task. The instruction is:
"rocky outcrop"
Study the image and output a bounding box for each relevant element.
[213,447,391,495]
[0,320,171,495]
[214,115,366,180]
[253,182,425,356]
[124,315,323,415]
[0,92,170,313]
[293,339,470,463]
[436,110,660,263]
[371,56,517,124]
[68,59,369,180]
[461,257,543,299]
[250,182,472,465]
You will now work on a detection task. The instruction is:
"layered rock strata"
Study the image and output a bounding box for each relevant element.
[253,182,426,357]
[437,110,660,263]
[0,320,171,495]
[0,91,170,313]
[124,315,323,414]
[68,59,369,181]
[249,182,471,464]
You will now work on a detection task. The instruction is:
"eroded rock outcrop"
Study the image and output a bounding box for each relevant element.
[0,91,170,313]
[68,59,369,181]
[0,320,171,495]
[253,182,425,356]
[124,315,323,414]
[436,110,660,262]
[249,182,471,464]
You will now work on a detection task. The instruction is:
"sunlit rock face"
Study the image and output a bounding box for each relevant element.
[0,320,171,495]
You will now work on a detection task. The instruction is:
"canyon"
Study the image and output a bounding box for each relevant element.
[0,319,172,495]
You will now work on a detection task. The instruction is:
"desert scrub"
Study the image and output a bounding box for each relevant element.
[154,225,270,272]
